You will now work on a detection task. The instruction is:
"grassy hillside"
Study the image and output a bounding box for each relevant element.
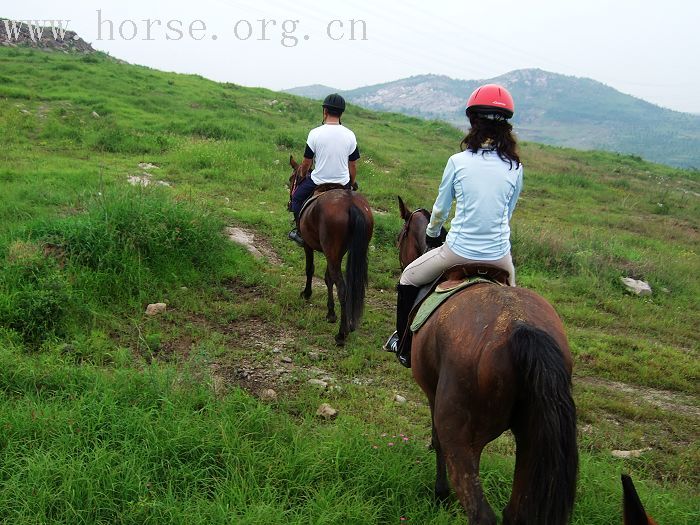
[0,47,698,524]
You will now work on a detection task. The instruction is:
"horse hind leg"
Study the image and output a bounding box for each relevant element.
[435,408,497,525]
[327,260,348,345]
[324,266,336,323]
[430,403,449,504]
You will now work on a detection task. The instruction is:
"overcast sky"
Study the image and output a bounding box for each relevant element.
[5,0,700,113]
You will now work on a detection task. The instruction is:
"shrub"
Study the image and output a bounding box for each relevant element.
[89,123,173,154]
[36,188,228,302]
[0,243,78,347]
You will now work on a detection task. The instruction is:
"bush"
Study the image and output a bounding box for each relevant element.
[0,243,78,347]
[89,122,173,154]
[36,188,228,302]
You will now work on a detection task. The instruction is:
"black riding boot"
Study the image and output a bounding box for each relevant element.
[288,211,304,246]
[383,284,420,368]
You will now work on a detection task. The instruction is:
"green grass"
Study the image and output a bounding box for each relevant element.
[0,46,698,523]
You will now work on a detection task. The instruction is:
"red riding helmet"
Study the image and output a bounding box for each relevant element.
[466,84,514,119]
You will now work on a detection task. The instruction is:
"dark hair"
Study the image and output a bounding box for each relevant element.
[325,107,343,118]
[460,115,520,169]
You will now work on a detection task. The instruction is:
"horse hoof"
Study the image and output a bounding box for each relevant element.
[300,290,312,300]
[434,489,450,506]
[334,334,346,346]
[326,314,337,323]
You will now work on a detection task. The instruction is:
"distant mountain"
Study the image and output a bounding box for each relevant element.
[286,69,700,169]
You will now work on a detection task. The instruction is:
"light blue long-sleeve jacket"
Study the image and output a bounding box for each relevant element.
[425,149,523,261]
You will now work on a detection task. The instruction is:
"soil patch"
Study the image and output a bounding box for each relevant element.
[226,227,282,264]
[577,376,700,418]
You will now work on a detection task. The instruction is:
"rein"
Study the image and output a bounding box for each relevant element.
[398,208,431,270]
[398,208,430,245]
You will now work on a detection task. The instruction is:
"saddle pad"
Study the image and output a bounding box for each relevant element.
[410,277,492,332]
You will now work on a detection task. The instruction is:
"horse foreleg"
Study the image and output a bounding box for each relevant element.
[324,266,336,323]
[301,245,314,300]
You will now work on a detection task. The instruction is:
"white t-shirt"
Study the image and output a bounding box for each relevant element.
[305,124,359,185]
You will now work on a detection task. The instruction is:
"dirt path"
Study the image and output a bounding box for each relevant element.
[226,226,283,265]
[577,376,700,418]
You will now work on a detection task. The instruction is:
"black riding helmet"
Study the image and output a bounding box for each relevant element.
[322,93,346,113]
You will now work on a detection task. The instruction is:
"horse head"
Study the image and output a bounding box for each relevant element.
[396,196,446,270]
[288,155,304,211]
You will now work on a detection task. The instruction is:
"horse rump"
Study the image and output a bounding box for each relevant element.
[508,323,578,525]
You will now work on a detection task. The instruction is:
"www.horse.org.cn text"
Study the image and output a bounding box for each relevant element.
[93,10,368,47]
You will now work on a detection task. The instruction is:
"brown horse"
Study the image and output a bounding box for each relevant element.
[622,474,657,525]
[397,196,578,524]
[289,156,374,345]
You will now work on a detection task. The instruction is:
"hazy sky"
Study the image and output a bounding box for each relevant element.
[5,0,700,113]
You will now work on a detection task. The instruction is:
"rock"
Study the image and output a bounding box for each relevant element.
[308,379,328,389]
[127,174,171,188]
[145,303,167,316]
[281,356,292,364]
[611,448,652,459]
[127,174,151,187]
[620,277,652,296]
[138,162,160,170]
[316,403,338,420]
[307,351,321,361]
[394,394,407,404]
[271,348,282,354]
[20,109,31,115]
[261,389,278,401]
[91,111,100,118]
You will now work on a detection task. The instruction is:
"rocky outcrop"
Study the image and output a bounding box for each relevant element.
[0,18,94,53]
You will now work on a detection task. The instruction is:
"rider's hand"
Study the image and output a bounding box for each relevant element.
[351,181,359,191]
[425,234,442,250]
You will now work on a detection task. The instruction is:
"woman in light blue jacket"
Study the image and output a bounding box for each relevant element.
[385,84,523,367]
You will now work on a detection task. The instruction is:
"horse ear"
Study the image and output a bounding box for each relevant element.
[290,155,299,170]
[622,474,652,525]
[398,196,411,221]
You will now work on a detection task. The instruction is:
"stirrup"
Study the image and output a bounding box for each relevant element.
[287,228,304,246]
[383,331,398,353]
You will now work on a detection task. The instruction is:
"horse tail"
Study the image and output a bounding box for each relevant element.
[508,323,578,525]
[622,474,656,525]
[345,204,370,329]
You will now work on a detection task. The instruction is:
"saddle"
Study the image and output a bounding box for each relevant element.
[298,183,348,220]
[410,263,509,332]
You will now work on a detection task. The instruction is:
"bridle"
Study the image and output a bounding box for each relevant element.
[397,208,431,270]
[398,208,430,245]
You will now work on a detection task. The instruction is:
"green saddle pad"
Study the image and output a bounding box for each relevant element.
[410,277,492,332]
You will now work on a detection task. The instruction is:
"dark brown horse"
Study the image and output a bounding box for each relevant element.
[289,156,373,345]
[397,196,578,525]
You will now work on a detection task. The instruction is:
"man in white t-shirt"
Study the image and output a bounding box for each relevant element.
[289,93,361,245]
